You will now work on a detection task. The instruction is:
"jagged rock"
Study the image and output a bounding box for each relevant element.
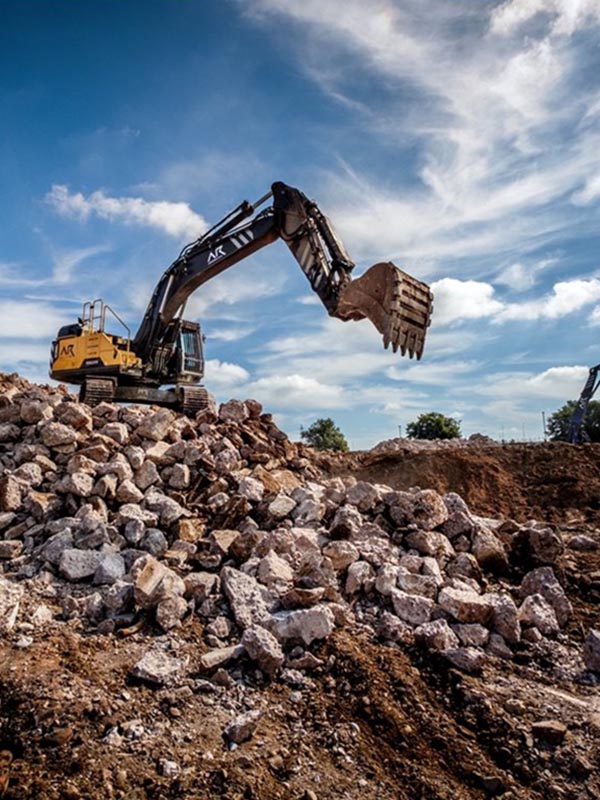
[518,593,559,636]
[345,481,379,511]
[322,540,360,571]
[415,619,459,651]
[396,569,439,599]
[471,526,508,572]
[0,575,23,633]
[267,605,335,645]
[219,400,249,424]
[531,720,567,745]
[136,409,174,442]
[512,525,564,566]
[145,491,188,526]
[390,489,448,531]
[59,549,103,581]
[54,402,93,431]
[93,553,126,585]
[169,464,190,490]
[442,646,485,674]
[268,494,296,519]
[200,644,244,670]
[257,550,294,589]
[224,709,262,744]
[583,629,600,672]
[438,587,493,625]
[567,534,598,552]
[446,552,482,582]
[242,624,285,676]
[453,623,490,647]
[519,567,571,627]
[101,422,129,445]
[376,564,399,596]
[0,475,22,512]
[486,632,513,659]
[156,595,188,631]
[184,572,220,601]
[56,472,95,498]
[40,422,78,448]
[391,589,434,626]
[0,540,23,559]
[221,567,271,629]
[133,555,185,609]
[345,561,375,594]
[130,650,187,686]
[487,592,520,644]
[116,480,144,504]
[134,460,160,490]
[237,476,264,503]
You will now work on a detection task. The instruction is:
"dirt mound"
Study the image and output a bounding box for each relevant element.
[1,373,600,800]
[328,442,600,524]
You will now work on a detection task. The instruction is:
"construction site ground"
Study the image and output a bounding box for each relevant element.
[2,440,600,800]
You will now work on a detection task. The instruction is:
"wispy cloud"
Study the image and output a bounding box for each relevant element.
[240,0,600,274]
[47,185,208,239]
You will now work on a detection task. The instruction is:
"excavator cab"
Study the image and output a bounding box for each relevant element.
[173,319,204,383]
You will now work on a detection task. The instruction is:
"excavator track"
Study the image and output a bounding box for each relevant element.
[180,385,212,417]
[79,377,116,407]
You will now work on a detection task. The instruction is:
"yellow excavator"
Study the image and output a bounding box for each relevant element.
[50,181,433,414]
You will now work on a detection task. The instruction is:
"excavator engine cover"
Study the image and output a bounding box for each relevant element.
[335,262,433,359]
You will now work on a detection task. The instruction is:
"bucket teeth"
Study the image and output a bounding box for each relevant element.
[335,262,433,359]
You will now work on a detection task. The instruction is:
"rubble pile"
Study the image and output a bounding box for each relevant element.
[0,372,596,683]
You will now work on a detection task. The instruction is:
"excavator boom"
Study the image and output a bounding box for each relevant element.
[50,181,433,412]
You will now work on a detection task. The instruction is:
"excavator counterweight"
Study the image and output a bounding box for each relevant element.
[49,181,433,412]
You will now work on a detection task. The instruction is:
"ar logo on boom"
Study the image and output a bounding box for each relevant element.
[60,344,75,357]
[207,245,226,264]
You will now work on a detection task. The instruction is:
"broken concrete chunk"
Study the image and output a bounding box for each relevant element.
[322,540,360,572]
[519,567,571,627]
[136,409,174,442]
[130,650,187,686]
[267,604,335,645]
[200,644,245,671]
[438,586,493,625]
[518,593,559,636]
[221,567,271,629]
[390,589,434,626]
[241,624,285,676]
[224,709,263,744]
[59,548,103,581]
[415,619,459,651]
[583,629,600,672]
[0,575,23,634]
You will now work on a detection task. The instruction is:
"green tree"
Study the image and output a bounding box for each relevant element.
[300,417,349,451]
[547,399,600,442]
[406,412,461,440]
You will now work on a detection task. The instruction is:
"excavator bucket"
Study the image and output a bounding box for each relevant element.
[335,262,433,358]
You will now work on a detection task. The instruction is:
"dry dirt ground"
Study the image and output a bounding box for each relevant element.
[1,441,600,800]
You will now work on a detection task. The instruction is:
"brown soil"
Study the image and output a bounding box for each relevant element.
[2,441,600,800]
[325,442,600,524]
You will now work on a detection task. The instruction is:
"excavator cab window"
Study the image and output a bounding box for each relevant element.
[179,324,203,377]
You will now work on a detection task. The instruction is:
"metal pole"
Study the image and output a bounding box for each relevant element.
[542,411,547,441]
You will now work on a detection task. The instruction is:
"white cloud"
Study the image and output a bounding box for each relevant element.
[204,359,249,388]
[47,184,208,239]
[430,278,503,326]
[571,172,600,206]
[386,359,479,385]
[0,301,64,339]
[478,365,589,400]
[496,278,600,322]
[0,245,108,288]
[206,325,256,342]
[241,374,346,410]
[491,0,600,37]
[240,0,600,274]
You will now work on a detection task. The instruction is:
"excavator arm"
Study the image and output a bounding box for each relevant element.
[132,182,433,364]
[569,364,600,443]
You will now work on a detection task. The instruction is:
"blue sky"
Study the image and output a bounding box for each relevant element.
[2,0,600,448]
